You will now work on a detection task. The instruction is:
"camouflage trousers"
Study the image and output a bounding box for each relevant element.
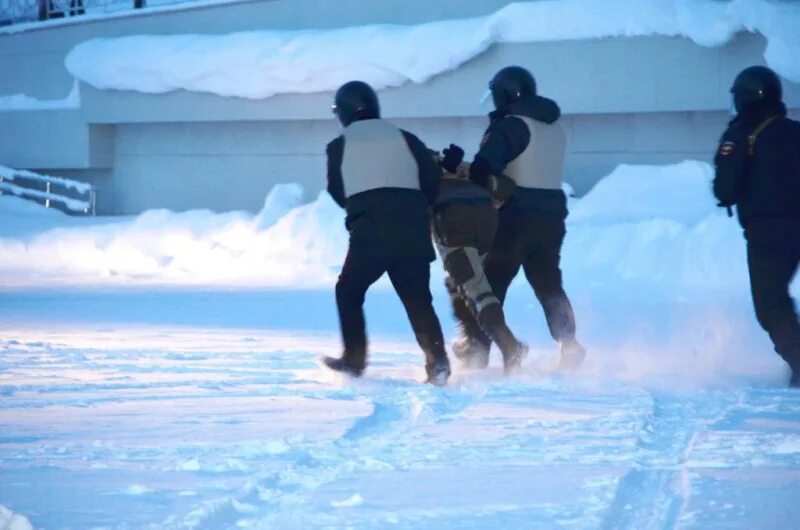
[432,202,500,323]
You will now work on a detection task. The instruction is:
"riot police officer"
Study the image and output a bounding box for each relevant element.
[713,65,800,388]
[321,80,451,385]
[454,65,586,371]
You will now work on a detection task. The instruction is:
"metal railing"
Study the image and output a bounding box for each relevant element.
[0,0,197,26]
[38,0,88,20]
[0,165,97,215]
[0,0,36,25]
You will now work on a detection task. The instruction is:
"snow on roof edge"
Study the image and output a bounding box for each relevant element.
[58,0,800,100]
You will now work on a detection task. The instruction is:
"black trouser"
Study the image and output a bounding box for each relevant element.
[455,210,577,344]
[336,249,447,370]
[745,219,800,373]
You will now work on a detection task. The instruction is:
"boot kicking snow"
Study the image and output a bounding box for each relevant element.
[452,334,490,369]
[425,358,451,386]
[557,339,586,371]
[503,342,529,375]
[321,356,364,377]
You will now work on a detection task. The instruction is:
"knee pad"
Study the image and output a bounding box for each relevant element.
[444,247,476,285]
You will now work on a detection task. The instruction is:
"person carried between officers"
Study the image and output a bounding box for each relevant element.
[429,143,528,374]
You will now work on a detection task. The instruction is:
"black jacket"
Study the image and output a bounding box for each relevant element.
[713,102,800,228]
[470,95,568,219]
[326,125,439,261]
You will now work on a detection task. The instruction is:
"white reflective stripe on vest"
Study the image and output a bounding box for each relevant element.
[341,119,420,198]
[504,115,566,190]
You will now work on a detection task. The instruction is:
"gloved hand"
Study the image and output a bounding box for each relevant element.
[489,173,516,204]
[469,155,492,187]
[715,200,735,217]
[441,144,464,173]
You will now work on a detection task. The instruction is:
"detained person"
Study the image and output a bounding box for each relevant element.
[429,144,528,374]
[321,80,452,385]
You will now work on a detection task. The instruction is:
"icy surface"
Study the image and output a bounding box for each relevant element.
[0,286,798,529]
[64,0,800,100]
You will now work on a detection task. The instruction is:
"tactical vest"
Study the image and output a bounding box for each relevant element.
[504,115,566,190]
[341,119,420,198]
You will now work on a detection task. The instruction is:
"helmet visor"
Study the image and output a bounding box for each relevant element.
[479,88,493,110]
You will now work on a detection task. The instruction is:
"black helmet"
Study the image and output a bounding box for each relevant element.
[332,81,380,127]
[731,65,782,115]
[489,66,537,110]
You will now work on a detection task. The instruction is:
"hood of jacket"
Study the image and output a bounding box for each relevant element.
[489,95,561,125]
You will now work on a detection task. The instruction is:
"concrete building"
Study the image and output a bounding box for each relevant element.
[1,0,798,215]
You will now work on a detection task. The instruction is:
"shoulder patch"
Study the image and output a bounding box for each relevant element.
[718,141,735,156]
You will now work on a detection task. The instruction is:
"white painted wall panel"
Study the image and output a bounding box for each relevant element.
[113,151,325,214]
[0,110,93,168]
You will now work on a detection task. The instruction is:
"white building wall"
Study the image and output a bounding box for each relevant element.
[107,109,737,214]
[113,120,335,213]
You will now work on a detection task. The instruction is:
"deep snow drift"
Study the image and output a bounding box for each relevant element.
[0,160,759,291]
[64,0,800,100]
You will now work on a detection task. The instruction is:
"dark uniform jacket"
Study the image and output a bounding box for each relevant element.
[470,95,568,219]
[714,103,800,229]
[326,118,439,261]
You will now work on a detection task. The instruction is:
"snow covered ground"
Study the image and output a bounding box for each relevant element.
[1,162,799,529]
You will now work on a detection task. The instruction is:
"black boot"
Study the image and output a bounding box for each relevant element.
[558,339,586,371]
[479,304,528,375]
[425,357,451,386]
[449,281,492,368]
[321,355,364,377]
[501,341,529,375]
[452,331,490,368]
[782,346,800,388]
[420,337,451,386]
